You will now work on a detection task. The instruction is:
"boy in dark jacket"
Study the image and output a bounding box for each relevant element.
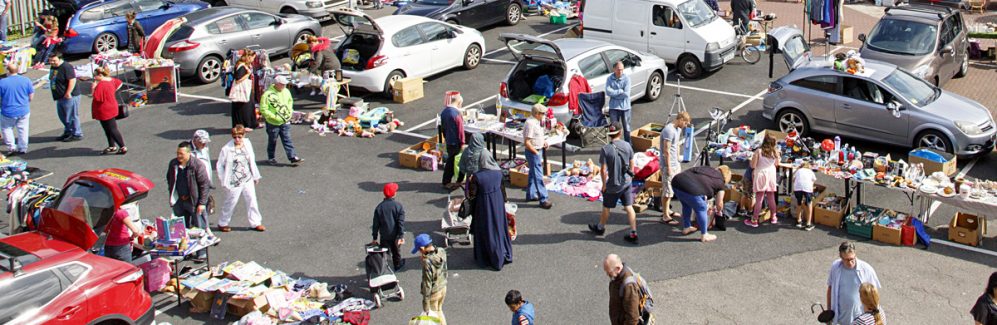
[371,183,406,270]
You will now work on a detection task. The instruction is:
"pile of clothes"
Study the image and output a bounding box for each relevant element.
[546,160,604,201]
[307,106,404,137]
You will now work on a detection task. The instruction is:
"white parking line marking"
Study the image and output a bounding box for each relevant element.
[664,82,759,99]
[690,88,767,139]
[482,58,516,64]
[403,95,498,132]
[484,24,576,57]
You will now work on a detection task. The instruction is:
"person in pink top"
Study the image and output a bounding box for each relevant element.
[104,209,143,263]
[745,134,780,227]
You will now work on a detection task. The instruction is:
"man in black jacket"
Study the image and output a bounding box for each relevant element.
[167,141,211,232]
[371,183,406,270]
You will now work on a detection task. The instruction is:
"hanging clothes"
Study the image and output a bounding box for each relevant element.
[567,74,591,116]
[6,182,60,233]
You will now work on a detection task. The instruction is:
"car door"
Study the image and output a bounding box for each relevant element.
[204,14,254,54]
[0,269,73,324]
[134,0,171,37]
[418,22,463,73]
[455,0,486,28]
[647,4,684,63]
[936,16,957,84]
[225,0,260,10]
[786,75,839,131]
[576,52,612,94]
[240,12,284,54]
[391,25,434,77]
[603,49,648,99]
[835,76,909,143]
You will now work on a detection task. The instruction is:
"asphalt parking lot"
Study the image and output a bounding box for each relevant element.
[5,3,997,324]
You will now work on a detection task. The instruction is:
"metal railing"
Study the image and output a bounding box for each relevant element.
[6,0,51,39]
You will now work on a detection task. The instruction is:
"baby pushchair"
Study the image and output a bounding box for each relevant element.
[364,244,404,308]
[441,194,472,248]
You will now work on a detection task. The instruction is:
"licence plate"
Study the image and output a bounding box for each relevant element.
[723,50,735,62]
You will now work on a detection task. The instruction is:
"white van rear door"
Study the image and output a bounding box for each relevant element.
[647,4,685,63]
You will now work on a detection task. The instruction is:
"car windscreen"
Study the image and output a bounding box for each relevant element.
[166,25,195,42]
[677,0,716,28]
[883,69,937,106]
[866,19,937,56]
[52,180,116,231]
[413,0,453,5]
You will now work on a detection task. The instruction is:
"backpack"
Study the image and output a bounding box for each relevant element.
[619,268,655,325]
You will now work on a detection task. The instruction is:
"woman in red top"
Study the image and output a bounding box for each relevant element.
[104,209,143,263]
[91,67,127,155]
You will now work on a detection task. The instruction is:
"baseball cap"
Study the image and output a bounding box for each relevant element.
[607,122,624,136]
[411,233,433,254]
[193,129,210,143]
[275,76,290,84]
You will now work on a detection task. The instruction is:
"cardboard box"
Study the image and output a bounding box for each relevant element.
[182,288,215,313]
[399,135,440,169]
[509,163,551,188]
[840,25,854,44]
[873,223,903,245]
[762,129,789,141]
[645,170,662,189]
[949,212,987,246]
[814,192,849,228]
[909,148,956,176]
[392,77,424,104]
[228,294,269,317]
[631,129,661,152]
[746,33,766,46]
[725,173,744,204]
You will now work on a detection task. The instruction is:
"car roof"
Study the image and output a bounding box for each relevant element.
[790,58,898,81]
[884,5,954,21]
[374,15,439,35]
[183,7,253,25]
[552,38,613,60]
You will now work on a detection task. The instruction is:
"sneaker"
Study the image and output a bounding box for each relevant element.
[587,224,606,236]
[56,134,70,142]
[805,224,815,231]
[64,136,83,142]
[743,219,759,228]
[289,157,304,165]
[770,216,779,225]
[218,226,232,232]
[266,159,279,166]
[540,201,552,209]
[623,232,638,244]
[394,260,406,271]
[795,222,804,229]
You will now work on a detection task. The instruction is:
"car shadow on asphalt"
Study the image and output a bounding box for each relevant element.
[156,127,232,141]
[21,145,99,159]
[168,98,230,116]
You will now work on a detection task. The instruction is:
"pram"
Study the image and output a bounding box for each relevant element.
[364,244,404,308]
[441,194,473,248]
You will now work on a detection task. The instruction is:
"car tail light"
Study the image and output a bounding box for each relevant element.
[767,82,782,94]
[547,92,569,106]
[499,82,509,98]
[65,28,79,38]
[114,269,144,284]
[167,40,200,53]
[366,55,388,70]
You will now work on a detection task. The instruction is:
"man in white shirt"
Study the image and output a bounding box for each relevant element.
[827,241,881,325]
[523,104,552,209]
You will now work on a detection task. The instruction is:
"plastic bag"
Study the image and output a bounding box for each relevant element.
[409,312,442,325]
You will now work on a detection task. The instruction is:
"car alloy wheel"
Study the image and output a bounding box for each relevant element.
[918,133,949,153]
[507,4,521,25]
[778,111,805,133]
[199,57,222,83]
[95,33,118,53]
[645,71,662,101]
[295,31,313,45]
[464,44,481,69]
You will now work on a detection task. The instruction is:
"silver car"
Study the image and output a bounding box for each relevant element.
[763,26,995,157]
[497,33,668,123]
[857,6,969,87]
[161,7,322,83]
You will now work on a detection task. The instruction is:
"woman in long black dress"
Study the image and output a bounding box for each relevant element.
[228,49,258,130]
[468,150,512,271]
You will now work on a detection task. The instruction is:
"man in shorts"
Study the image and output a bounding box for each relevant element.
[659,111,691,225]
[588,122,639,244]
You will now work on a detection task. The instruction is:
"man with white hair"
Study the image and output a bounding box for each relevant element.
[0,63,34,155]
[523,103,552,209]
[439,94,466,190]
[603,254,643,325]
[259,76,303,165]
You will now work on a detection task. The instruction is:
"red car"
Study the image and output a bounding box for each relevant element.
[0,169,155,325]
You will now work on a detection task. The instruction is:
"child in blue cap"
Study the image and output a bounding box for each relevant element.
[414,233,448,325]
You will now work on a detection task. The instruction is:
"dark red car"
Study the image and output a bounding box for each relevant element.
[0,169,155,325]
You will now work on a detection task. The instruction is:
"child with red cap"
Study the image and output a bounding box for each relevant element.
[372,182,407,270]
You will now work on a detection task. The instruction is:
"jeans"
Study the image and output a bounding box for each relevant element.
[674,188,709,235]
[0,15,7,42]
[608,109,632,143]
[57,96,83,137]
[265,123,297,160]
[525,149,548,203]
[104,244,133,263]
[442,144,464,185]
[1,114,30,153]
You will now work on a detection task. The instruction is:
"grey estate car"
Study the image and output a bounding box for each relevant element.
[763,26,996,157]
[161,7,322,83]
[858,6,968,87]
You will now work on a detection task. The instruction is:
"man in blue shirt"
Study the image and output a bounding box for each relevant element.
[0,63,35,155]
[606,61,632,143]
[440,94,466,190]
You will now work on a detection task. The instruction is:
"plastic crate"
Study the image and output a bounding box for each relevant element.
[549,14,567,25]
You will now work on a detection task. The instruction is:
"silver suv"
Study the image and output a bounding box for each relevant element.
[763,26,995,157]
[858,6,968,87]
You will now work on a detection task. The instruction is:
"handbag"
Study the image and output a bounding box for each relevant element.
[116,103,129,119]
[227,75,252,102]
[457,195,474,220]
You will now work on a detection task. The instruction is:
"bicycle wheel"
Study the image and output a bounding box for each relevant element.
[741,46,762,65]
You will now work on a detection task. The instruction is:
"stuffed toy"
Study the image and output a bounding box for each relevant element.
[833,53,846,72]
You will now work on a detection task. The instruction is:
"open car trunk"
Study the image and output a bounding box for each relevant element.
[337,33,383,71]
[508,60,565,103]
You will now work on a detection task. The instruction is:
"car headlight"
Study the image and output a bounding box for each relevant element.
[306,1,323,8]
[954,120,984,136]
[911,65,931,79]
[706,42,720,52]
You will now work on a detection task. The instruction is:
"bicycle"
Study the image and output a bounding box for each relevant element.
[731,21,763,64]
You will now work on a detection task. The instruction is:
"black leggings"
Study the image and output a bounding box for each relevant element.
[100,119,125,148]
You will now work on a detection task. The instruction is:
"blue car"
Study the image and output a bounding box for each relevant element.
[50,0,209,54]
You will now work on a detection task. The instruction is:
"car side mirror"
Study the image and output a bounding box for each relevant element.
[272,19,284,27]
[857,33,866,43]
[940,45,954,55]
[886,100,903,117]
[447,30,458,38]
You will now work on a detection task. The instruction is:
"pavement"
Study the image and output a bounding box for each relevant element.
[2,2,996,324]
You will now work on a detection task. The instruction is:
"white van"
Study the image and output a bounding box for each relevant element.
[218,0,340,19]
[582,0,737,78]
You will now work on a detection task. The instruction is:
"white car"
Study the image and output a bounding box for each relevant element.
[497,33,668,122]
[209,0,338,19]
[331,8,486,97]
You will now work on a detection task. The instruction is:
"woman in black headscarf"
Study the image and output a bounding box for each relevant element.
[465,133,512,271]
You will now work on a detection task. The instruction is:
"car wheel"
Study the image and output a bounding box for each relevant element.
[775,108,809,136]
[955,54,968,78]
[915,130,953,154]
[294,30,314,46]
[677,55,702,79]
[445,19,459,26]
[463,44,481,70]
[280,7,297,14]
[196,56,223,84]
[506,3,522,25]
[93,33,118,54]
[643,70,663,101]
[210,0,227,5]
[383,70,405,98]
